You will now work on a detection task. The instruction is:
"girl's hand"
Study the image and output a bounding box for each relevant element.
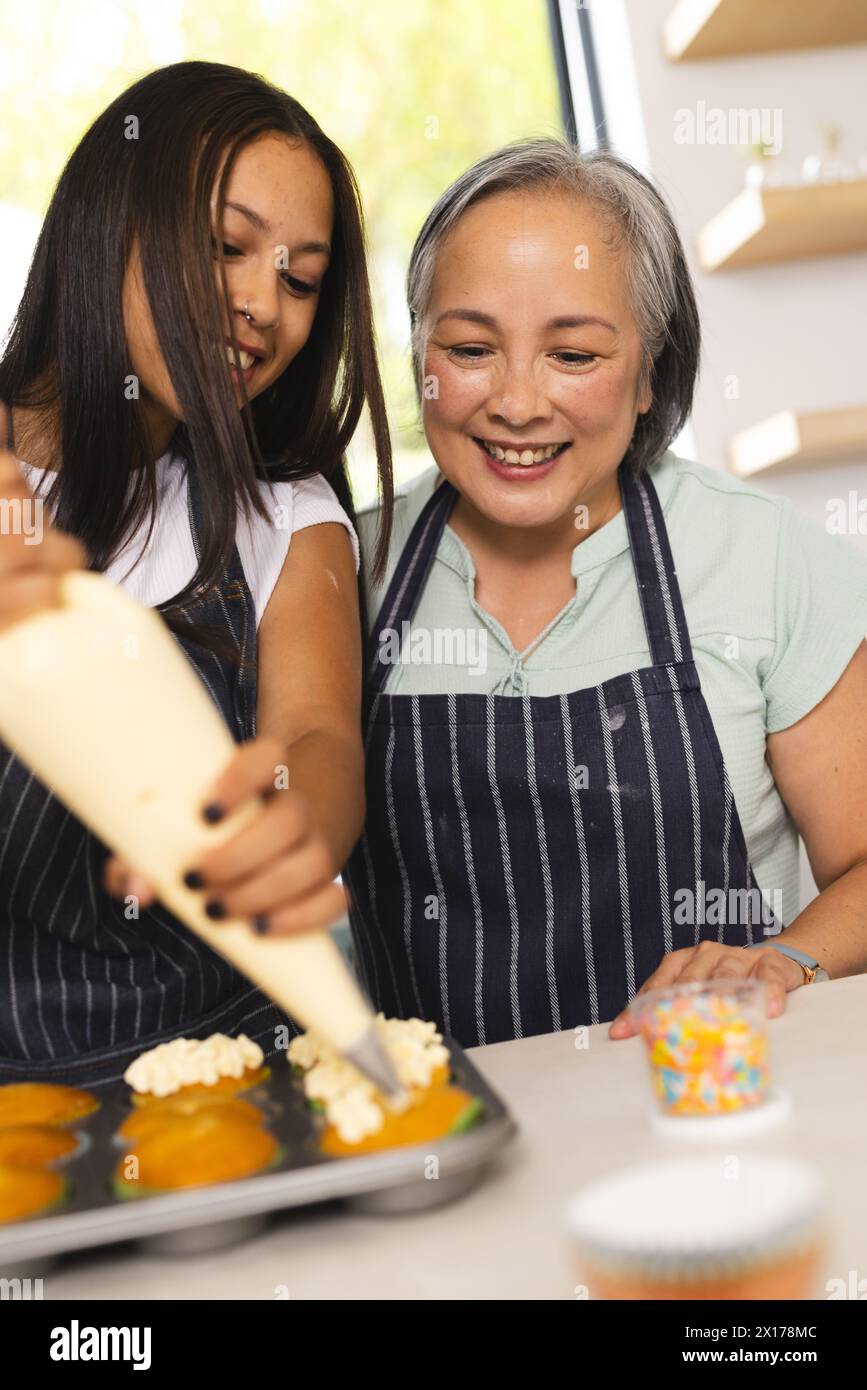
[104,735,348,936]
[102,856,157,911]
[0,403,87,631]
[608,940,806,1039]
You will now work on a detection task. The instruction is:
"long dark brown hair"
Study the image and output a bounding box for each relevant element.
[0,60,393,649]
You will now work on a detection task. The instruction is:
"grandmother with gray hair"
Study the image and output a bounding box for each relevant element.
[345,139,867,1047]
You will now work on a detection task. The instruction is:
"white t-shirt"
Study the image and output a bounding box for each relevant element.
[18,452,360,628]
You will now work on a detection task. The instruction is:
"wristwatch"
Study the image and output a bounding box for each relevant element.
[747,940,829,983]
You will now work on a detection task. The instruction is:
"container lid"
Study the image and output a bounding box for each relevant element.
[648,1085,791,1141]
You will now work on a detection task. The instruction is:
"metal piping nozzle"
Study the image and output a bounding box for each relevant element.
[345,1024,406,1100]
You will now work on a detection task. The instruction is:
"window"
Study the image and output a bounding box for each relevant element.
[0,1,561,501]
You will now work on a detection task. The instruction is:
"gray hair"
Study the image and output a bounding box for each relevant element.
[406,138,700,475]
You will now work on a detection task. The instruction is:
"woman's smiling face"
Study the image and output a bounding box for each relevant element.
[123,133,333,453]
[421,189,652,530]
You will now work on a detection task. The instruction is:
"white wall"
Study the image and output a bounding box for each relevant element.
[583,1,867,908]
[588,0,867,535]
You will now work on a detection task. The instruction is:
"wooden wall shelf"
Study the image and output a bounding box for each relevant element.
[696,178,867,271]
[729,406,867,476]
[664,0,867,62]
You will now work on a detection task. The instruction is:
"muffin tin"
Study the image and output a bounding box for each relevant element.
[0,1040,516,1265]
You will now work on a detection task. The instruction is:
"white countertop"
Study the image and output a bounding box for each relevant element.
[48,974,867,1300]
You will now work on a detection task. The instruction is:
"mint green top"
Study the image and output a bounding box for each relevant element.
[356,449,867,928]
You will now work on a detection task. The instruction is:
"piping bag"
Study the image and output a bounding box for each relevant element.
[0,569,404,1098]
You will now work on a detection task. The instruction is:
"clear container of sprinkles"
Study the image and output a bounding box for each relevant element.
[629,980,790,1138]
[566,1156,826,1300]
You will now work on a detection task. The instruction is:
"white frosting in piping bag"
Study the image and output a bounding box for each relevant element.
[0,571,378,1057]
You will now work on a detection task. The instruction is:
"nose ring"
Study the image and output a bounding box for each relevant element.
[243,300,254,323]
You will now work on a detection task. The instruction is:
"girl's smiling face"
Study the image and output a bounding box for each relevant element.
[422,189,652,532]
[123,133,333,454]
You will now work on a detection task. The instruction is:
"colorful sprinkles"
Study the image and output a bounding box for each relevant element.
[637,991,770,1115]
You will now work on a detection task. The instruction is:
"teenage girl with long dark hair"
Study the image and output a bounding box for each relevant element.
[0,60,392,1083]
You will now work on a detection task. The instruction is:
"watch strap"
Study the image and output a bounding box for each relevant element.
[748,940,822,982]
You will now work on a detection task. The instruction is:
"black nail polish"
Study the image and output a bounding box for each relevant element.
[204,899,226,920]
[202,803,225,824]
[183,870,204,890]
[253,916,269,935]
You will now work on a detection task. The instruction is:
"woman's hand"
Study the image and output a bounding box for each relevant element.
[0,404,87,631]
[608,940,806,1039]
[104,734,348,936]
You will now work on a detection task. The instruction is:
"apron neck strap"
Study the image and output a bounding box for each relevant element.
[619,461,693,666]
[365,460,692,698]
[365,478,457,694]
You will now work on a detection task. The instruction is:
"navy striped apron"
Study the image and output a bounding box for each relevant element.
[0,447,295,1087]
[344,462,782,1046]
